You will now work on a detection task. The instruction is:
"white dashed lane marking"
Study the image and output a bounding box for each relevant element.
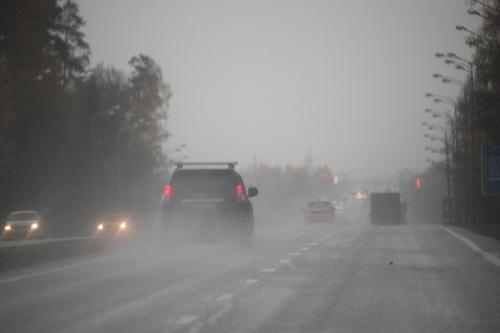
[215,294,234,301]
[170,231,342,330]
[173,315,198,325]
[259,268,276,272]
[207,303,232,324]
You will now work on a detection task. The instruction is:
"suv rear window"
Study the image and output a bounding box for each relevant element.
[170,169,239,198]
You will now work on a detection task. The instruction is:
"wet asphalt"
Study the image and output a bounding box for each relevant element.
[1,199,500,333]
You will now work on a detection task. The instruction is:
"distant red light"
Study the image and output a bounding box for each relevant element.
[327,211,332,214]
[306,211,311,215]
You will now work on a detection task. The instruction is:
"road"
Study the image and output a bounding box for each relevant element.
[0,236,97,248]
[1,199,500,333]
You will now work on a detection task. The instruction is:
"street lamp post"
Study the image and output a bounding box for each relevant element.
[438,96,471,224]
[164,144,186,175]
[456,25,495,43]
[426,108,460,223]
[165,144,186,155]
[436,75,473,224]
[445,54,479,224]
[451,55,493,224]
[173,155,188,163]
[117,120,149,212]
[426,93,467,222]
[470,0,500,13]
[467,3,500,218]
[468,8,499,24]
[430,75,464,217]
[423,122,452,223]
[428,82,463,223]
[430,126,451,224]
[434,57,473,221]
[91,105,118,214]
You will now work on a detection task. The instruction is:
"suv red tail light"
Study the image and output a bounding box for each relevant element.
[236,185,245,202]
[162,185,171,203]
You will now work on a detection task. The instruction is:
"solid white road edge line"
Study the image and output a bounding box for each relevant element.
[439,226,500,268]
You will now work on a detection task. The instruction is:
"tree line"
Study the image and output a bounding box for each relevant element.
[423,0,500,224]
[0,0,170,235]
[240,164,334,211]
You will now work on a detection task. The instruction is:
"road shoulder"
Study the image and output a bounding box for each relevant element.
[440,225,500,265]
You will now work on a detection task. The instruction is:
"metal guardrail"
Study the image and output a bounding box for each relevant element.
[0,236,104,248]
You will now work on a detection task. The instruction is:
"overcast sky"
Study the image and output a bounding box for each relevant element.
[77,0,480,178]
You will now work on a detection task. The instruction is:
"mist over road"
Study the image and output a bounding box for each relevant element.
[1,199,500,333]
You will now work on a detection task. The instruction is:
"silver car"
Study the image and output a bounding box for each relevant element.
[96,215,129,235]
[304,201,335,223]
[2,211,45,240]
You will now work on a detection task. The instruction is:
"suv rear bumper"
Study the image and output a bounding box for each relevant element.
[162,202,253,234]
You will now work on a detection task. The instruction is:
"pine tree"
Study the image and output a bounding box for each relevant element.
[47,0,90,88]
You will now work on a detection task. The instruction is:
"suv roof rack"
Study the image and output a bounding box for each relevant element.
[174,162,238,169]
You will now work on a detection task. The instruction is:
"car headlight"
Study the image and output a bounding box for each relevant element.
[98,224,103,230]
[5,225,11,230]
[31,223,38,229]
[120,222,126,228]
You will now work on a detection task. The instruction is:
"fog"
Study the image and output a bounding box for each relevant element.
[3,3,500,332]
[77,0,479,178]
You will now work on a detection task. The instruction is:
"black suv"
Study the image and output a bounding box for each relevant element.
[160,162,258,242]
